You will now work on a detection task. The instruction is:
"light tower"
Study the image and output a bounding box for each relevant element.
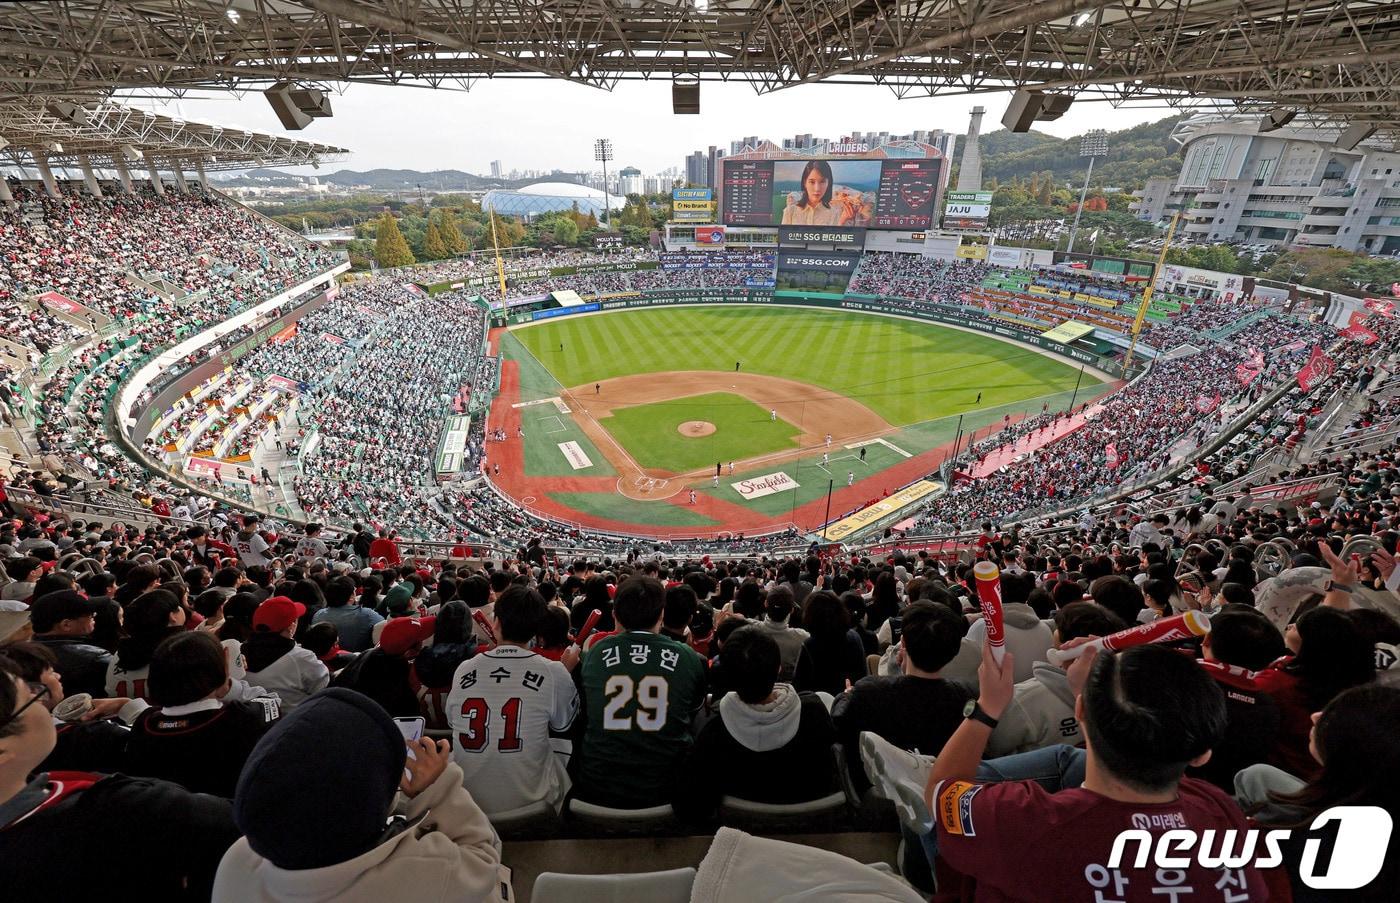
[594,138,614,230]
[1066,130,1109,255]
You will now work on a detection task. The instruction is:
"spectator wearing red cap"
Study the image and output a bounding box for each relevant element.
[331,615,435,717]
[241,597,328,711]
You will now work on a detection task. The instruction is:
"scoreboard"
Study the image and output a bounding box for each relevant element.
[873,161,941,229]
[720,157,942,230]
[720,162,775,226]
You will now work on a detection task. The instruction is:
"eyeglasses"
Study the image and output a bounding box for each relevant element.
[0,682,51,730]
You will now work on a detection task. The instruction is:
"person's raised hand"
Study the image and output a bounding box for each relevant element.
[1062,639,1100,698]
[400,738,451,798]
[975,641,1015,720]
[1318,541,1360,585]
[561,644,581,672]
[1370,548,1396,583]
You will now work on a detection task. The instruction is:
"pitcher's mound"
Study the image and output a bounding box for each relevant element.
[678,420,716,437]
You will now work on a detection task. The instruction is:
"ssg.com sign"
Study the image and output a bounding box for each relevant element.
[1110,806,1392,891]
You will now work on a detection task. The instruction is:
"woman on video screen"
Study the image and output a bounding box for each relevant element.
[781,160,869,227]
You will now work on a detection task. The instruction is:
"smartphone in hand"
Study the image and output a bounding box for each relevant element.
[394,716,426,779]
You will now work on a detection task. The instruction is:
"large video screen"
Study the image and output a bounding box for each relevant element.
[721,158,942,230]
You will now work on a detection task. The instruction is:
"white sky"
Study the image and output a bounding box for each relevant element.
[151,79,1177,176]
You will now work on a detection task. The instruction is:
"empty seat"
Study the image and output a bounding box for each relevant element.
[565,798,677,835]
[531,867,696,903]
[487,799,561,840]
[718,790,848,831]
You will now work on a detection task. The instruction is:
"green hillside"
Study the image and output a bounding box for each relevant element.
[954,114,1187,190]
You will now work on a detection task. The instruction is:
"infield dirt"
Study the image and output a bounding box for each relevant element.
[560,371,891,500]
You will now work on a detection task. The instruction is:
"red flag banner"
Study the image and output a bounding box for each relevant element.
[1364,298,1395,317]
[1342,312,1379,345]
[1296,345,1336,391]
[1105,443,1121,469]
[36,291,83,315]
[1235,363,1261,386]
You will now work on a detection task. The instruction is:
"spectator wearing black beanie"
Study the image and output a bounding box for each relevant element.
[213,688,510,902]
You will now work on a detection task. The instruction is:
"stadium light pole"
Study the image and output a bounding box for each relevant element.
[1066,130,1108,256]
[594,138,614,231]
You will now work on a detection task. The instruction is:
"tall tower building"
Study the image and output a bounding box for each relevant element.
[956,106,986,191]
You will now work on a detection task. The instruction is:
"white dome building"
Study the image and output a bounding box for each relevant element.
[482,181,626,219]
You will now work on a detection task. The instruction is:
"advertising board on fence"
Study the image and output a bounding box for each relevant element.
[823,479,943,541]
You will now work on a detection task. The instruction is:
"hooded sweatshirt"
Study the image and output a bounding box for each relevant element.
[692,827,924,903]
[985,660,1080,757]
[966,603,1055,684]
[212,688,509,903]
[674,686,837,821]
[242,631,329,711]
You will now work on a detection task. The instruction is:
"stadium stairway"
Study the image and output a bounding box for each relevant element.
[501,831,901,903]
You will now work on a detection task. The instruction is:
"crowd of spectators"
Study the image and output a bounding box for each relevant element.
[1,479,1397,899]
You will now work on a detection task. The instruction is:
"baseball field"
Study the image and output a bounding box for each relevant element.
[487,305,1114,538]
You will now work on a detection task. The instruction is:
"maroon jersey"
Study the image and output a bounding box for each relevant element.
[934,777,1269,902]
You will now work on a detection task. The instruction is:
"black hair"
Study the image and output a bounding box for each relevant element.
[898,601,964,673]
[1054,601,1127,645]
[79,571,116,598]
[433,600,472,644]
[802,590,850,641]
[536,605,571,649]
[1082,644,1228,792]
[216,592,261,645]
[148,631,227,706]
[795,159,834,209]
[0,641,57,682]
[116,589,186,671]
[765,583,796,623]
[495,585,547,643]
[734,580,765,619]
[302,622,340,658]
[1089,575,1144,625]
[1207,609,1286,671]
[614,576,665,631]
[0,658,25,739]
[1269,686,1400,847]
[1286,606,1376,710]
[664,584,699,631]
[1218,582,1254,607]
[192,588,228,619]
[868,572,900,631]
[722,626,782,704]
[324,575,356,608]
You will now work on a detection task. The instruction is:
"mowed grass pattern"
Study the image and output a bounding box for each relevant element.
[513,307,1096,427]
[603,392,801,473]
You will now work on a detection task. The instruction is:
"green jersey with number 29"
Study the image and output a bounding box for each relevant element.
[577,630,707,808]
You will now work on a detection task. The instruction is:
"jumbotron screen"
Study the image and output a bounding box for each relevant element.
[721,158,942,230]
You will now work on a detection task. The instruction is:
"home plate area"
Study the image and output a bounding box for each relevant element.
[631,475,670,495]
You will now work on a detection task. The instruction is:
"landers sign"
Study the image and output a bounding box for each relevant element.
[731,471,800,500]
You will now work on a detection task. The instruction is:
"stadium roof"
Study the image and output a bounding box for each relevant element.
[0,1,1397,138]
[517,182,614,199]
[0,98,348,173]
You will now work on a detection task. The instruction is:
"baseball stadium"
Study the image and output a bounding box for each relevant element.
[499,304,1112,540]
[2,3,1399,902]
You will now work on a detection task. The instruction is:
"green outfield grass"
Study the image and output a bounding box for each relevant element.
[602,392,801,473]
[513,306,1099,427]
